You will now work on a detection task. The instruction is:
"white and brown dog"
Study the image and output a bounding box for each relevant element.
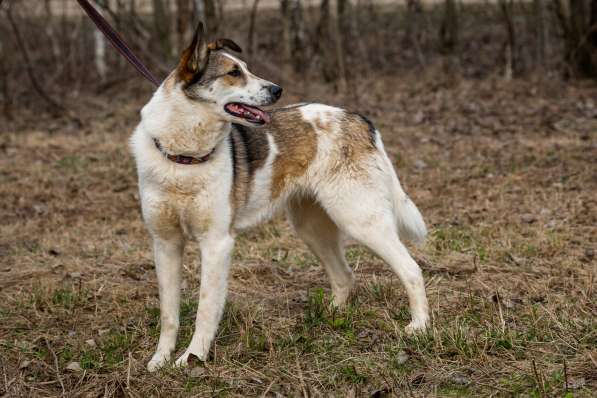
[131,23,429,372]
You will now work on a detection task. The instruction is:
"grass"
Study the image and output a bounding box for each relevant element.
[1,74,596,396]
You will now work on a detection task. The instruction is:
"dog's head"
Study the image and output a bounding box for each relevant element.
[173,22,282,127]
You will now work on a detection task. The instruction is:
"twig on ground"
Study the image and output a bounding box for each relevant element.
[531,359,546,398]
[295,352,310,398]
[260,378,276,398]
[44,338,65,397]
[563,358,569,393]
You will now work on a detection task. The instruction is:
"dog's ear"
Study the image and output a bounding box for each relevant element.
[177,21,209,83]
[208,38,242,53]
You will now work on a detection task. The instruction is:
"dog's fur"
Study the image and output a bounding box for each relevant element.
[131,23,430,372]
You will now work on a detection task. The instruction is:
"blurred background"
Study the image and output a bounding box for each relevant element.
[1,0,596,124]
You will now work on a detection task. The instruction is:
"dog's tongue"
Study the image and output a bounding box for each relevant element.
[228,103,271,123]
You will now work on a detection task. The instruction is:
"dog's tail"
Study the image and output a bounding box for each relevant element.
[385,156,427,246]
[394,193,427,246]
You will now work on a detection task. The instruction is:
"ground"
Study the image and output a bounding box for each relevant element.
[0,75,595,397]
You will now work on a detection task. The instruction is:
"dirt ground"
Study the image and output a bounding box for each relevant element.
[0,73,596,397]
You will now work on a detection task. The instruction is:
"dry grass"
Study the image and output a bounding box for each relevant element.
[1,74,596,397]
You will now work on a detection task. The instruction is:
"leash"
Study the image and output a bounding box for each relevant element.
[76,0,161,87]
[1,0,160,86]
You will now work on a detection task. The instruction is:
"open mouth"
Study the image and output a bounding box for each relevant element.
[224,103,271,125]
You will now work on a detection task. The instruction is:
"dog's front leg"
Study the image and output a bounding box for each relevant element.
[175,233,234,366]
[147,237,184,372]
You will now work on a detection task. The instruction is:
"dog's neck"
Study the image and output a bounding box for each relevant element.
[140,85,231,157]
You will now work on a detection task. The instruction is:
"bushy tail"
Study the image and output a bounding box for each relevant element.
[395,194,427,246]
[385,156,427,245]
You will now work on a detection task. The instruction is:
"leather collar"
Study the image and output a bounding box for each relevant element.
[153,138,214,165]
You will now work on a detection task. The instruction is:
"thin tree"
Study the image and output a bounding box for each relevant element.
[499,0,516,80]
[152,0,172,59]
[553,0,597,77]
[280,0,306,73]
[440,0,459,54]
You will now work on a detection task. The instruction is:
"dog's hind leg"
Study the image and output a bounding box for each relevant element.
[319,184,430,333]
[287,196,355,307]
[175,232,234,367]
[147,237,184,372]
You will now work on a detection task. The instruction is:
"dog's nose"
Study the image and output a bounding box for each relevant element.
[269,85,283,100]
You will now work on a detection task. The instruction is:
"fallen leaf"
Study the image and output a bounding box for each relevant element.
[66,361,82,372]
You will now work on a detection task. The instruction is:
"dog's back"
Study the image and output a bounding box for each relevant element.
[228,103,425,245]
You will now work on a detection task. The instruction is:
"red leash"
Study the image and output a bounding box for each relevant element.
[0,0,161,87]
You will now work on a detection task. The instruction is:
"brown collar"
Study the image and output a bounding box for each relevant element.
[153,138,214,165]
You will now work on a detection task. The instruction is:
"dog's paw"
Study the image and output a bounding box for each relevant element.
[174,349,207,368]
[331,276,356,308]
[404,318,429,335]
[331,288,352,308]
[147,351,170,372]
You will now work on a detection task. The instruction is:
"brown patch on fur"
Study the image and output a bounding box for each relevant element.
[266,109,318,199]
[146,193,212,240]
[176,22,242,86]
[177,46,199,83]
[229,124,270,215]
[228,109,317,210]
[182,52,246,92]
[337,112,377,164]
[177,23,209,84]
[216,56,247,87]
[145,202,182,239]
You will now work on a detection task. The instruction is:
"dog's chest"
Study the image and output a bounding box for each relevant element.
[141,172,227,240]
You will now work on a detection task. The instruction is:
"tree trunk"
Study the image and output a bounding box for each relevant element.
[281,0,306,73]
[332,0,347,91]
[152,0,172,59]
[569,0,597,77]
[94,30,108,81]
[404,0,426,69]
[554,0,597,78]
[316,0,334,83]
[193,0,205,22]
[248,0,261,63]
[592,0,597,45]
[0,39,12,121]
[439,0,459,54]
[533,0,548,67]
[44,0,61,64]
[176,0,192,53]
[499,0,516,79]
[204,0,219,36]
[590,0,597,71]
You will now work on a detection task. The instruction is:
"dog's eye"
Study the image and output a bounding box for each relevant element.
[228,69,241,77]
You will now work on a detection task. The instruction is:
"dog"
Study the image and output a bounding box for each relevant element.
[130,22,430,372]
